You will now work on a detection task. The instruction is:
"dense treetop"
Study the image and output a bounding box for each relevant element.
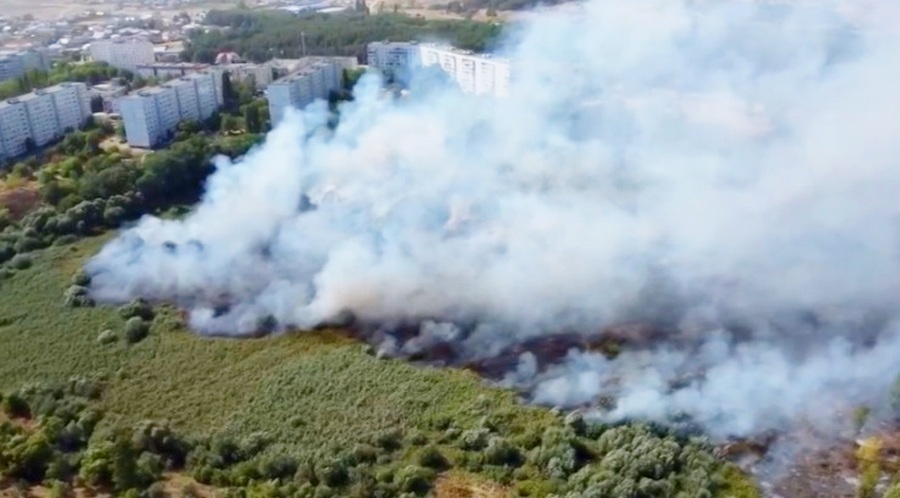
[183,10,504,63]
[0,61,147,101]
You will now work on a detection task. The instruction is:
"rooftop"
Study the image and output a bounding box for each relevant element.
[136,62,208,68]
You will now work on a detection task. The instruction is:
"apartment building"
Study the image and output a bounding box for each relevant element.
[116,70,224,148]
[0,101,31,159]
[135,62,210,80]
[366,41,421,78]
[89,38,155,72]
[0,82,92,160]
[220,62,275,90]
[0,49,50,82]
[367,42,512,97]
[265,57,358,126]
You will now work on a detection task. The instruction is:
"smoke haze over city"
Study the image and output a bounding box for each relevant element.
[85,0,900,438]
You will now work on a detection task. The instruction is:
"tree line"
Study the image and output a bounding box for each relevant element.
[182,10,503,64]
[0,123,263,279]
[0,62,149,101]
[0,376,753,498]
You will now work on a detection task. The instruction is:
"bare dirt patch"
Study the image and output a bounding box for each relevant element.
[0,183,42,222]
[434,472,512,498]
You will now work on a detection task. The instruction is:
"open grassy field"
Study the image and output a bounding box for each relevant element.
[0,235,760,496]
[0,236,556,453]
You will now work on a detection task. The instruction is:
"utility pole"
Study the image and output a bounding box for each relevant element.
[301,31,307,57]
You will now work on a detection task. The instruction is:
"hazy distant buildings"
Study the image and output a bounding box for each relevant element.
[265,57,358,126]
[366,41,512,97]
[89,38,155,72]
[136,62,210,80]
[117,70,224,148]
[0,82,92,160]
[0,49,50,82]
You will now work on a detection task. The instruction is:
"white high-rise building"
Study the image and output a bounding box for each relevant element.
[0,82,92,160]
[0,49,50,82]
[89,38,155,72]
[116,70,224,148]
[46,83,93,133]
[221,62,276,90]
[0,101,31,159]
[366,41,421,76]
[266,57,357,126]
[367,42,512,97]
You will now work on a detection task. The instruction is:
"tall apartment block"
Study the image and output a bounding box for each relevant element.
[0,82,92,160]
[116,70,224,148]
[0,49,50,82]
[89,38,155,72]
[366,41,512,97]
[265,57,358,126]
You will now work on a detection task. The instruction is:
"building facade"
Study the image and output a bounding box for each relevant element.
[220,62,275,90]
[0,82,92,160]
[0,49,50,82]
[367,42,512,97]
[116,70,224,148]
[265,57,358,126]
[366,41,420,78]
[89,38,155,72]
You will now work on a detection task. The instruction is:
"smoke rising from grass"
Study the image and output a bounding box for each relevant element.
[86,0,900,437]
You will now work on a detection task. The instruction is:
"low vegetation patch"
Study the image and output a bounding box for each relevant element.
[0,237,760,497]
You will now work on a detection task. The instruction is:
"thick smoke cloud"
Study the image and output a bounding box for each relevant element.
[86,0,900,437]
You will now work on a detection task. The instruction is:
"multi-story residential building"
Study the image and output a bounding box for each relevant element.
[220,62,275,90]
[135,62,210,80]
[92,82,129,113]
[0,82,92,160]
[366,41,420,80]
[0,101,31,159]
[367,42,512,97]
[116,70,224,148]
[265,57,358,126]
[0,49,50,82]
[89,38,155,72]
[45,83,93,133]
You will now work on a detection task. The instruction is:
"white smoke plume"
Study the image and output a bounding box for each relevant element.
[86,0,900,438]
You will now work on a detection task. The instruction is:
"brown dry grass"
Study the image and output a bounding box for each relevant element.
[434,472,512,498]
[0,183,41,221]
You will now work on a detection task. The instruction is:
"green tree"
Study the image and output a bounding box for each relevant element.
[242,104,261,133]
[222,114,241,132]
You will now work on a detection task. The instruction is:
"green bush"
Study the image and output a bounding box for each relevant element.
[124,317,150,344]
[97,329,118,345]
[70,269,91,286]
[118,298,155,321]
[259,455,298,480]
[484,437,523,467]
[0,242,14,264]
[394,465,435,495]
[318,458,349,488]
[9,253,33,270]
[3,392,31,418]
[374,429,404,451]
[416,445,448,470]
[459,428,490,451]
[63,285,94,307]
